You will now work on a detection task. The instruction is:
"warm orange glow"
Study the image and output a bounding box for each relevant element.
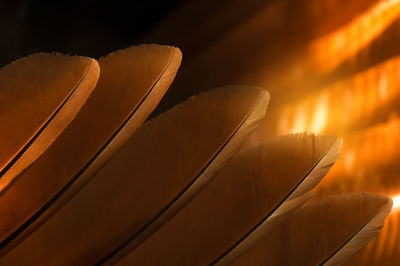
[256,1,400,263]
[341,116,400,171]
[292,104,307,133]
[393,195,400,210]
[311,0,400,70]
[315,116,400,199]
[310,93,328,134]
[275,56,400,137]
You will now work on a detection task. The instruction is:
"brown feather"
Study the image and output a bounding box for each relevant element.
[0,44,181,256]
[0,53,98,192]
[116,133,340,266]
[345,211,400,266]
[232,193,392,266]
[0,85,268,265]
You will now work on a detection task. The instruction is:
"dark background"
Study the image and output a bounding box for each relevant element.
[0,0,182,67]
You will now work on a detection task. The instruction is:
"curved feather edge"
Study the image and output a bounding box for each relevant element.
[0,57,99,195]
[0,45,182,258]
[61,46,182,199]
[103,88,270,265]
[322,198,393,266]
[214,137,342,265]
[231,193,392,266]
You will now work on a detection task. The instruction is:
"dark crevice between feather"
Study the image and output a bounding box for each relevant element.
[0,50,175,255]
[210,144,333,265]
[319,203,390,265]
[0,61,92,189]
[98,88,266,265]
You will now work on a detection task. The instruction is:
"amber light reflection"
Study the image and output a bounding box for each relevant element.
[269,1,400,263]
[276,56,400,137]
[311,0,400,71]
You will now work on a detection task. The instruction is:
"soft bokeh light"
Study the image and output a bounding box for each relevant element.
[393,195,400,210]
[311,0,400,70]
[274,56,400,138]
[311,93,328,134]
[265,4,400,261]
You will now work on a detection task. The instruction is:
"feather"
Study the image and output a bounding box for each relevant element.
[232,192,393,266]
[0,53,99,193]
[115,133,341,266]
[345,211,400,266]
[0,85,268,265]
[0,44,181,256]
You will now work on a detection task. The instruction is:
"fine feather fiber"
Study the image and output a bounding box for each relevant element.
[116,133,340,266]
[232,192,393,266]
[0,45,181,257]
[104,85,269,264]
[0,53,99,193]
[0,85,268,265]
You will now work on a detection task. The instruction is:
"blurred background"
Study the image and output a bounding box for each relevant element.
[1,0,400,264]
[0,0,182,66]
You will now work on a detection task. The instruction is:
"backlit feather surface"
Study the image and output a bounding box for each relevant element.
[0,37,392,265]
[0,45,181,256]
[232,193,392,266]
[0,53,98,192]
[116,133,340,265]
[0,85,268,265]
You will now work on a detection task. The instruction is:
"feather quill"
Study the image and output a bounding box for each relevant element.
[0,85,268,265]
[115,133,341,265]
[0,53,99,192]
[232,192,393,266]
[0,45,181,255]
[344,211,400,266]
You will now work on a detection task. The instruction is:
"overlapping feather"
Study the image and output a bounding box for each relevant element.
[0,44,181,256]
[232,193,392,266]
[115,133,340,265]
[0,44,392,266]
[0,53,99,192]
[0,85,268,265]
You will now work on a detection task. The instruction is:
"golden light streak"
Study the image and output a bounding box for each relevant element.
[277,109,290,134]
[275,56,400,137]
[385,213,398,256]
[343,149,355,173]
[316,117,400,199]
[310,93,328,134]
[311,0,400,70]
[338,117,399,172]
[291,104,307,133]
[379,72,389,101]
[263,1,400,263]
